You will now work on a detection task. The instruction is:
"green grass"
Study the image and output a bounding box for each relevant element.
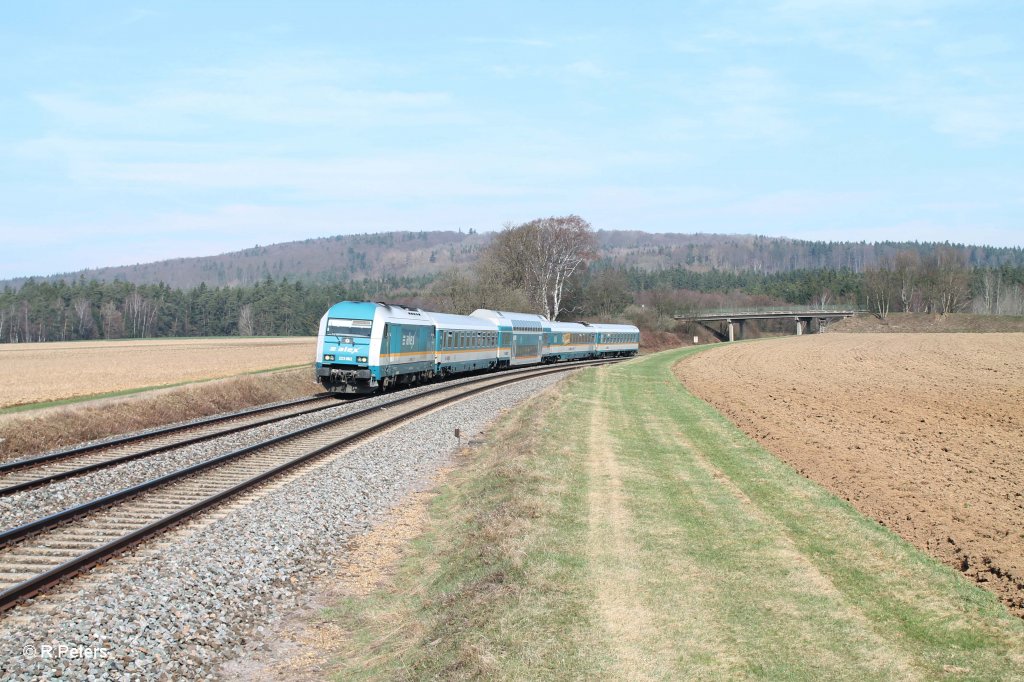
[324,349,1024,680]
[0,364,308,415]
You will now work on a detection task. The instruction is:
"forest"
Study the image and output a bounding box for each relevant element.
[3,256,1022,343]
[4,221,1024,343]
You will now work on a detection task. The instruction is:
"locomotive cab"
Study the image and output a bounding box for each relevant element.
[316,313,375,393]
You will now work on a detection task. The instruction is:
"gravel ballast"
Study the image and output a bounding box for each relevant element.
[0,372,540,531]
[0,372,567,680]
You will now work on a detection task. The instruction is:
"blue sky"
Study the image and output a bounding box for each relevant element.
[2,1,1022,279]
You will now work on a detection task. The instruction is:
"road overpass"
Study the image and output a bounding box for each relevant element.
[674,307,865,342]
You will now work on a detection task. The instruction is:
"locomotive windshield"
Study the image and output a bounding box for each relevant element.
[326,318,373,337]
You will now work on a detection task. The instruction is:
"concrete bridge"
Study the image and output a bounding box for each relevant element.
[674,306,865,342]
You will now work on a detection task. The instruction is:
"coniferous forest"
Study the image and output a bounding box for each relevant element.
[2,230,1024,343]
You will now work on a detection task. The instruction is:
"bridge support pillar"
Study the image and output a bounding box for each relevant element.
[727,320,734,342]
[795,317,803,336]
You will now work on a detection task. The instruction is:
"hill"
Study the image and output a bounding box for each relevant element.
[3,230,1023,291]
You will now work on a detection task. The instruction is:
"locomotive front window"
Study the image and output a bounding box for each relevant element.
[326,318,373,337]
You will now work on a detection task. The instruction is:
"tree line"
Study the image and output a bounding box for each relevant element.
[2,221,1023,343]
[0,276,429,343]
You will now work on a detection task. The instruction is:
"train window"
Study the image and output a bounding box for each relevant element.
[327,318,373,337]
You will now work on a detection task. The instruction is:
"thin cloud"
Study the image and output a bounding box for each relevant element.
[462,36,553,48]
[566,60,604,78]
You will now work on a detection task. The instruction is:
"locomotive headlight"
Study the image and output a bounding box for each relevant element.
[357,356,368,363]
[324,354,335,361]
[343,337,353,344]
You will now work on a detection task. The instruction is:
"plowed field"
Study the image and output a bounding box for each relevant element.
[676,334,1024,615]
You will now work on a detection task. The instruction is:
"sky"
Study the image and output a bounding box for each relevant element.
[1,1,1023,279]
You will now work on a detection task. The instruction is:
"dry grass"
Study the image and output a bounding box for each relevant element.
[321,350,1024,680]
[0,367,320,462]
[0,337,317,409]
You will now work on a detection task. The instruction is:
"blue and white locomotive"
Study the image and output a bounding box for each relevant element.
[314,301,639,395]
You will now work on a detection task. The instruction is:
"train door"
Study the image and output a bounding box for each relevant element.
[380,323,391,370]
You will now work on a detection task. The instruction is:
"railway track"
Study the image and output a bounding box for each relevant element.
[0,360,616,611]
[0,394,347,495]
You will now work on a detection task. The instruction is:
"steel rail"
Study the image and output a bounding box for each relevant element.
[0,359,618,611]
[0,395,351,495]
[0,359,613,547]
[0,393,334,474]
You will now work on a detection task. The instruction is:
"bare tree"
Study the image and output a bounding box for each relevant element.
[429,269,475,315]
[238,303,255,336]
[894,251,919,312]
[974,269,1002,314]
[864,264,897,319]
[101,301,123,339]
[1001,284,1024,316]
[930,247,970,314]
[124,292,144,338]
[479,215,597,320]
[73,298,94,339]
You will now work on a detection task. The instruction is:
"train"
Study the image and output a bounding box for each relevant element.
[314,301,640,395]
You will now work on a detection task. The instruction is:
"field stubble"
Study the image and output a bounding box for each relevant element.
[0,337,320,461]
[0,337,316,409]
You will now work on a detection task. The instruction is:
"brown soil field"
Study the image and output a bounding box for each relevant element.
[0,337,317,409]
[676,333,1024,616]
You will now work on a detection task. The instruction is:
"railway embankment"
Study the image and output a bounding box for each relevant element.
[294,348,1024,679]
[0,371,569,680]
[0,367,319,462]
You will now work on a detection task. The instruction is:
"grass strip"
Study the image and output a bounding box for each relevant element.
[324,349,1024,680]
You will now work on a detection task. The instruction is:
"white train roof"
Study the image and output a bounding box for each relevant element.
[470,309,550,331]
[548,320,592,333]
[425,311,499,331]
[581,322,640,333]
